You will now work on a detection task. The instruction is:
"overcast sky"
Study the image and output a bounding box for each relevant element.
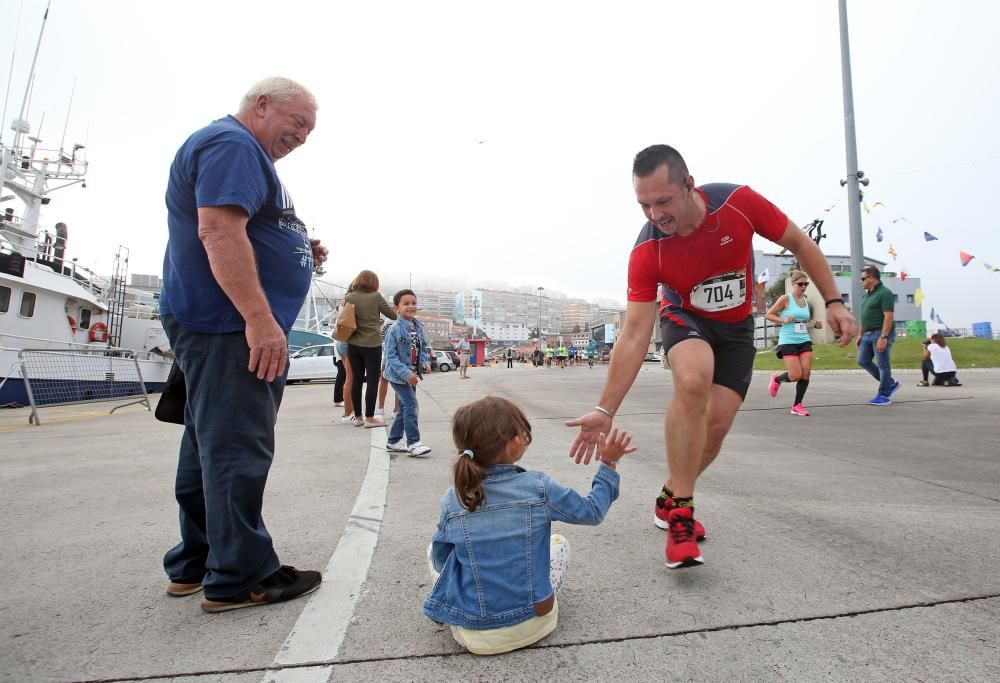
[3,0,999,327]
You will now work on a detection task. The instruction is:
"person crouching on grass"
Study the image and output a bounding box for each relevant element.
[383,289,432,457]
[423,396,635,655]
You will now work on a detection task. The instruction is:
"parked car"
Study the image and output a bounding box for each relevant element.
[644,351,662,362]
[286,343,338,383]
[431,350,454,372]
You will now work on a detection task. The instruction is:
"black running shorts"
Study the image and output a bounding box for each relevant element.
[776,341,813,359]
[660,308,756,400]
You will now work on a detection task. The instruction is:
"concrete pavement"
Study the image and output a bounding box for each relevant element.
[1,363,998,681]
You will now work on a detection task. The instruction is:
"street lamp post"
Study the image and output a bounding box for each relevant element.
[536,286,544,344]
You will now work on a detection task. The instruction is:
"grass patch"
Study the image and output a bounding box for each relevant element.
[753,337,1000,371]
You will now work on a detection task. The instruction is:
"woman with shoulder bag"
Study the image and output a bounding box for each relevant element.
[345,270,397,427]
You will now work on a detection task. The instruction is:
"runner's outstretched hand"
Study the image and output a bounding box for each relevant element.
[565,411,612,465]
[826,304,858,347]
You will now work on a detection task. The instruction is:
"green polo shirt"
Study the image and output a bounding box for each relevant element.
[861,282,894,332]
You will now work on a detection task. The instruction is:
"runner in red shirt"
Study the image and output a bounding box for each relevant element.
[567,144,856,569]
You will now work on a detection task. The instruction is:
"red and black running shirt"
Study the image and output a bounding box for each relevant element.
[627,184,789,324]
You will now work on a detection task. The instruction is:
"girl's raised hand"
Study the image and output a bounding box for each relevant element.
[598,427,637,463]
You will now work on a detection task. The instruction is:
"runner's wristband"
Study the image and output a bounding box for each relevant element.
[824,297,845,308]
[593,406,614,418]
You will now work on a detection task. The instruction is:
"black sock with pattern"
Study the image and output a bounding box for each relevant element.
[657,486,674,506]
[776,372,791,383]
[673,496,694,510]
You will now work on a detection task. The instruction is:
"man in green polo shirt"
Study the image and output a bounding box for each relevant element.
[857,265,900,405]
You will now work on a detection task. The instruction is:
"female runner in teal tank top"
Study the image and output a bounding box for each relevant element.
[763,270,824,416]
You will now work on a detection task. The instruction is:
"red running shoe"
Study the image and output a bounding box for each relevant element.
[665,507,704,569]
[654,496,706,541]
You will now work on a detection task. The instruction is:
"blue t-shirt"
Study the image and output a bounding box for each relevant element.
[160,115,313,333]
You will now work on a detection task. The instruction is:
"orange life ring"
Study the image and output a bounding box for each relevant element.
[89,322,109,343]
[67,315,78,333]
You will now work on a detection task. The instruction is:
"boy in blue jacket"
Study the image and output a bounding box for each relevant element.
[383,289,432,456]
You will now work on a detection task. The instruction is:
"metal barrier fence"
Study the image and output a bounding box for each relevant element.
[18,348,151,426]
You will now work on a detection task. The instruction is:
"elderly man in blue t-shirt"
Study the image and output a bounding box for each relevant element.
[159,77,328,613]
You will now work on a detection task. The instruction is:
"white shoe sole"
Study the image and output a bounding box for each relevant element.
[386,442,408,453]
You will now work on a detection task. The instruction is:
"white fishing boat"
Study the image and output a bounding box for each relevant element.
[0,6,170,407]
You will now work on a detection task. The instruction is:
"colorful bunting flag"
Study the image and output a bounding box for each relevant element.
[876,227,884,242]
[872,201,886,209]
[923,232,938,241]
[888,244,897,261]
[985,263,999,273]
[930,307,936,322]
[900,270,908,281]
[914,288,925,307]
[757,268,769,284]
[960,251,974,267]
[863,201,870,214]
[891,217,910,225]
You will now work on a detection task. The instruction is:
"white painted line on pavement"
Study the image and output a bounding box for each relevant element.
[263,428,390,683]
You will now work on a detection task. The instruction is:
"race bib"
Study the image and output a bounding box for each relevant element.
[689,269,746,312]
[794,322,808,334]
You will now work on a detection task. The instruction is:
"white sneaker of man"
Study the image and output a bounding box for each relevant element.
[386,440,409,453]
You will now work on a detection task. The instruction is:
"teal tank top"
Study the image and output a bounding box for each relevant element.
[778,294,812,345]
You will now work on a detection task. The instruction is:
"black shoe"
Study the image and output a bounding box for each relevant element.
[201,565,322,613]
[946,378,962,386]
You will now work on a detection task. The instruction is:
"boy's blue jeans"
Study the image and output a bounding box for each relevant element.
[388,381,420,444]
[857,330,896,396]
[161,315,282,599]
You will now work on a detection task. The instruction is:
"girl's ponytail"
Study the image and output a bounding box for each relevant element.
[454,452,485,512]
[451,396,532,513]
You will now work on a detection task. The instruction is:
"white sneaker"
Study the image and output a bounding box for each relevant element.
[386,440,408,452]
[341,415,358,425]
[374,408,385,418]
[408,442,432,457]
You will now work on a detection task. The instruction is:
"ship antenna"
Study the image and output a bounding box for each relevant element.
[16,0,51,124]
[0,0,26,147]
[59,77,76,154]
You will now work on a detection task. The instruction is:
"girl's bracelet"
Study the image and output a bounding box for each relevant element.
[598,456,617,468]
[593,406,614,418]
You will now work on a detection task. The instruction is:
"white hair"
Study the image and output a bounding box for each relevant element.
[240,77,317,111]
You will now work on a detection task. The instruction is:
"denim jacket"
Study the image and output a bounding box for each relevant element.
[423,463,620,630]
[383,316,430,385]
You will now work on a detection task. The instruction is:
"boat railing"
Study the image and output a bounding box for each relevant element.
[2,143,88,182]
[0,225,105,294]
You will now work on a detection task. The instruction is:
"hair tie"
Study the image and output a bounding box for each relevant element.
[462,449,474,459]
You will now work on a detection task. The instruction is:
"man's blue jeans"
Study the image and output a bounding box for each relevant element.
[857,330,896,396]
[161,315,283,599]
[388,381,420,444]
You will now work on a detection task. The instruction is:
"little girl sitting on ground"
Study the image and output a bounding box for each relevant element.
[423,395,634,655]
